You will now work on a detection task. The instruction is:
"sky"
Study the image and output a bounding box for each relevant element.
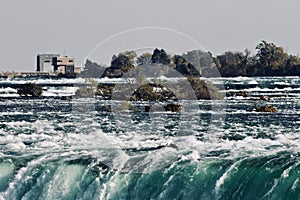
[1,0,300,71]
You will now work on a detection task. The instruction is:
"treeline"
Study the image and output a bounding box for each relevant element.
[214,40,300,77]
[81,40,300,78]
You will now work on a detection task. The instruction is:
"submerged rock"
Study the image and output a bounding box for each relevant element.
[73,76,222,113]
[260,95,270,101]
[75,87,95,97]
[101,105,112,112]
[226,91,249,98]
[255,105,278,112]
[61,96,71,101]
[164,104,184,112]
[17,82,43,97]
[187,77,223,100]
[143,103,184,112]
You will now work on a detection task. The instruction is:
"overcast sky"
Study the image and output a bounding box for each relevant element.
[1,0,300,71]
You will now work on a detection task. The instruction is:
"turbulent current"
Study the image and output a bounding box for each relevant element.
[0,76,299,200]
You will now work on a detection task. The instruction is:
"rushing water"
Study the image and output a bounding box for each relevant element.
[0,76,299,200]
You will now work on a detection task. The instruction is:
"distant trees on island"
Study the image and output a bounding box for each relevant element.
[81,40,300,78]
[216,40,300,77]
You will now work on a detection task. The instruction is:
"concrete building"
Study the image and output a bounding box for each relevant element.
[53,56,75,74]
[74,67,81,74]
[36,54,79,74]
[36,54,60,72]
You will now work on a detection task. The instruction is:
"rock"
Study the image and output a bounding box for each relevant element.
[76,107,85,112]
[250,97,260,101]
[164,104,184,112]
[96,83,115,99]
[17,82,43,97]
[130,78,222,102]
[75,87,95,97]
[144,105,164,112]
[143,103,184,112]
[130,83,177,102]
[273,94,287,98]
[260,95,270,101]
[102,105,112,112]
[226,91,248,97]
[187,77,223,100]
[61,96,71,101]
[255,105,278,112]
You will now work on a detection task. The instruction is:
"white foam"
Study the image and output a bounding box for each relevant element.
[6,142,26,152]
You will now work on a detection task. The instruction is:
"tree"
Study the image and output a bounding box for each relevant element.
[110,54,133,69]
[286,55,300,66]
[182,50,213,69]
[255,40,288,69]
[159,49,171,65]
[119,51,137,64]
[137,52,152,65]
[216,51,247,76]
[102,52,135,78]
[174,55,201,77]
[81,59,106,78]
[151,49,170,65]
[285,55,300,75]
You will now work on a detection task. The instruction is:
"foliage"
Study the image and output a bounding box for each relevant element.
[151,49,170,65]
[174,55,201,77]
[216,51,248,76]
[88,39,300,79]
[182,50,213,69]
[212,40,300,77]
[110,54,133,69]
[119,51,137,64]
[137,53,152,66]
[255,40,288,69]
[102,52,135,78]
[81,59,106,78]
[17,82,43,97]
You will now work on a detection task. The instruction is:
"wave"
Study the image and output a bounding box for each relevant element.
[0,152,300,199]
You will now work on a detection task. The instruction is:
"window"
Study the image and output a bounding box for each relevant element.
[66,66,74,73]
[69,60,73,62]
